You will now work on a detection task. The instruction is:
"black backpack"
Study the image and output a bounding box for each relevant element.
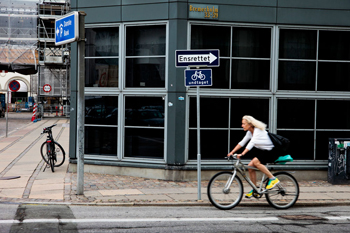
[268,132,290,152]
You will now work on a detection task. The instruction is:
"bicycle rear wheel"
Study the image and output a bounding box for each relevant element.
[265,172,299,209]
[207,172,243,210]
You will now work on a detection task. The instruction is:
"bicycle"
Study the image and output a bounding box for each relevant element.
[207,154,299,210]
[40,124,66,172]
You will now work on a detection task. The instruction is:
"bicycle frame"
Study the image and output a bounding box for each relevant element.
[228,158,269,195]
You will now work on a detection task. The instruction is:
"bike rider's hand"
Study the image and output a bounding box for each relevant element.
[237,154,243,159]
[227,152,233,158]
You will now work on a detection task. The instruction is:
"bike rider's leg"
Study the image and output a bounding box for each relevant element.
[249,157,274,184]
[248,159,257,186]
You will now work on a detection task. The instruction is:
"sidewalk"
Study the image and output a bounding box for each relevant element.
[0,118,350,206]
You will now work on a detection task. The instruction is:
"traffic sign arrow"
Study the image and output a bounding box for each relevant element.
[175,50,220,67]
[178,52,217,64]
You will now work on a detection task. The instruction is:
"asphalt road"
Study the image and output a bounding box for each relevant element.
[1,204,350,232]
[0,112,33,137]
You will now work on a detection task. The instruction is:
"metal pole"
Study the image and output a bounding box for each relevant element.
[197,86,201,200]
[5,90,9,137]
[76,12,86,195]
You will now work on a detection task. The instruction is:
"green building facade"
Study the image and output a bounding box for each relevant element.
[69,0,350,180]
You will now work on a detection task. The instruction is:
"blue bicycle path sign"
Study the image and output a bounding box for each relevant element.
[55,12,79,46]
[185,69,212,87]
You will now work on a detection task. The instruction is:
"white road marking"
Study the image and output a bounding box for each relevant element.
[1,216,350,224]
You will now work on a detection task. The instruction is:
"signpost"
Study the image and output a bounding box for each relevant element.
[6,80,20,138]
[176,50,219,200]
[55,11,86,195]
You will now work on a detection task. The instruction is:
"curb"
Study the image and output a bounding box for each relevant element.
[5,200,348,208]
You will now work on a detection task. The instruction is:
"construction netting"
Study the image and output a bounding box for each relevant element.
[39,66,70,96]
[0,0,38,74]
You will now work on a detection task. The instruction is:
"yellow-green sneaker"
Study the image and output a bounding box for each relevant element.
[245,189,254,198]
[266,178,280,190]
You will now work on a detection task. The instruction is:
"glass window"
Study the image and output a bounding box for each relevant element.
[189,130,228,160]
[124,96,164,159]
[231,60,270,89]
[125,97,164,127]
[278,61,316,90]
[126,25,165,56]
[125,25,166,88]
[86,28,119,57]
[85,96,118,125]
[125,58,165,87]
[125,128,164,159]
[277,99,315,129]
[317,100,350,129]
[318,62,350,92]
[191,25,230,57]
[85,126,118,155]
[277,131,314,160]
[232,27,271,58]
[189,97,229,128]
[319,30,350,60]
[279,29,317,59]
[230,99,270,126]
[85,58,119,87]
[85,27,119,88]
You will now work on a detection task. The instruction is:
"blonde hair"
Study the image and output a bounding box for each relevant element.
[242,115,267,131]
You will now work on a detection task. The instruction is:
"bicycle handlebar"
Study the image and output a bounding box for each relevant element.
[41,124,57,134]
[225,154,238,160]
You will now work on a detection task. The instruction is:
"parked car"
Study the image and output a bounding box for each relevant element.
[0,104,4,117]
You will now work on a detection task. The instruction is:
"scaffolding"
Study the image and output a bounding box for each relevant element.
[0,0,39,74]
[0,0,71,116]
[37,0,70,117]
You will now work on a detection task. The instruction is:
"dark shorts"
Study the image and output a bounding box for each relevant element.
[248,147,281,165]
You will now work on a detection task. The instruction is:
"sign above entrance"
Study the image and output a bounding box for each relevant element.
[189,4,219,20]
[9,80,20,92]
[175,49,220,67]
[55,11,79,46]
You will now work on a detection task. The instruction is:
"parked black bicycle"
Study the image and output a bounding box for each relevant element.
[40,124,66,172]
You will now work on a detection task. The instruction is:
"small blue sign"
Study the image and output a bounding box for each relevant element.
[55,12,79,46]
[176,50,220,67]
[185,69,212,87]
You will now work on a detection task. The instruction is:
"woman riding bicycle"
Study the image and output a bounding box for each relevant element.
[227,115,280,198]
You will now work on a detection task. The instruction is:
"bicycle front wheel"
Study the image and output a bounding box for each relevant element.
[40,142,50,165]
[265,172,299,209]
[40,141,65,167]
[207,172,243,210]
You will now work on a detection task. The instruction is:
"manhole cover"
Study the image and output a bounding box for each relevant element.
[279,215,327,220]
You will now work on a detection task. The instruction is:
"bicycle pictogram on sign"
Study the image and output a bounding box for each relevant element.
[191,71,206,81]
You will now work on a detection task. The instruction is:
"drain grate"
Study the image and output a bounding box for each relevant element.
[279,215,327,221]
